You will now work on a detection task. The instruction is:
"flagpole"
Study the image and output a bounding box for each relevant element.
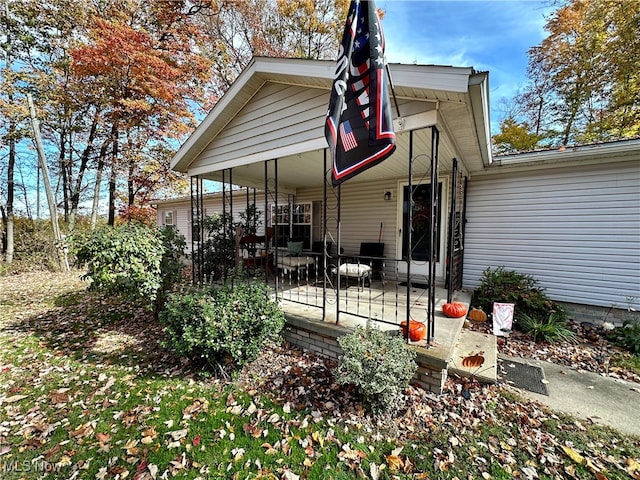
[385,63,401,119]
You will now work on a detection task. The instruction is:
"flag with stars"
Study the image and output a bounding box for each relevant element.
[325,0,396,186]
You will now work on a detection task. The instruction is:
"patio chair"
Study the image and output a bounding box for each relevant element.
[333,242,384,290]
[276,240,315,277]
[357,242,385,280]
[238,228,273,276]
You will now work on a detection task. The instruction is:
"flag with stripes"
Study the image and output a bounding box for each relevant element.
[325,0,396,186]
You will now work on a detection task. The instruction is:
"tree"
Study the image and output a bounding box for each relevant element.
[2,0,351,269]
[492,117,545,154]
[512,0,640,147]
[69,2,212,224]
[195,0,349,101]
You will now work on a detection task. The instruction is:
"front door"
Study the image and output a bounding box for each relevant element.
[397,182,444,280]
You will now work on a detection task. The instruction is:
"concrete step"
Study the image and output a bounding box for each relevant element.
[448,328,498,384]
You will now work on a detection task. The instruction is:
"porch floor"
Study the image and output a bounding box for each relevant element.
[273,279,497,385]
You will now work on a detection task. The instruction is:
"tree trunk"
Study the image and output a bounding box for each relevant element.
[90,136,112,230]
[58,129,69,222]
[107,121,119,226]
[69,110,99,231]
[5,129,15,264]
[128,156,135,206]
[4,0,15,264]
[27,93,69,271]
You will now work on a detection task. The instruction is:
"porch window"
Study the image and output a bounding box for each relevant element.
[272,202,312,249]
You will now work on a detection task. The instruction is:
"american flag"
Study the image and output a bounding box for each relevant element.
[340,121,358,152]
[325,0,396,186]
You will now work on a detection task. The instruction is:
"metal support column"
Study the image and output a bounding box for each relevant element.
[323,149,328,320]
[405,130,414,342]
[190,175,204,286]
[335,184,341,324]
[427,127,440,343]
[447,158,458,302]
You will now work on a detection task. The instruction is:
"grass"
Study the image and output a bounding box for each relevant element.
[1,271,639,479]
[611,351,640,375]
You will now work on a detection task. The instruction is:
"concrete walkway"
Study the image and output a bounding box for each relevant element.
[502,356,640,437]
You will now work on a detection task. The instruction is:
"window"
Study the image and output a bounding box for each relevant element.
[164,211,174,226]
[272,202,312,249]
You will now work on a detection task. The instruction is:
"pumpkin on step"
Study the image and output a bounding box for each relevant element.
[400,320,427,341]
[468,308,488,322]
[442,302,468,318]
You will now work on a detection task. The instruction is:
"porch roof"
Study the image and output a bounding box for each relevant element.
[171,57,492,189]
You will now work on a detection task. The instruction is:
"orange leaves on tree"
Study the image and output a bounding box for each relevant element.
[70,12,210,135]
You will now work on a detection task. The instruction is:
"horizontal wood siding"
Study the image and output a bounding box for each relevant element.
[196,83,328,169]
[463,161,640,309]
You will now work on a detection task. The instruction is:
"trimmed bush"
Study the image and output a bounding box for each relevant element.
[160,281,285,371]
[473,267,558,320]
[334,326,417,414]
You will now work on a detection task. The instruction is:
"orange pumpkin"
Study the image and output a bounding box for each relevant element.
[442,302,468,318]
[400,320,427,341]
[468,308,488,322]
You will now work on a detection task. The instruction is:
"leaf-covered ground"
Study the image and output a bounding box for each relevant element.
[1,271,639,480]
[467,316,640,385]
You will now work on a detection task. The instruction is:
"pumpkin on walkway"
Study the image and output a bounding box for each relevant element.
[442,302,468,318]
[400,320,427,341]
[468,307,488,322]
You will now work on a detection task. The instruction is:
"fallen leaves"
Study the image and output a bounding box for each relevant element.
[1,270,639,480]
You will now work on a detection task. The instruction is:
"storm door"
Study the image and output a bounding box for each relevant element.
[397,182,443,279]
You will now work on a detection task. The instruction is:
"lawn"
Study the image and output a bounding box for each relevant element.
[1,271,639,480]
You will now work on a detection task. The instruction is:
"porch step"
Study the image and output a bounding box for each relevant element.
[448,328,497,384]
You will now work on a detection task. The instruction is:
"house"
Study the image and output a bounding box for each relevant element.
[153,189,290,253]
[166,57,640,391]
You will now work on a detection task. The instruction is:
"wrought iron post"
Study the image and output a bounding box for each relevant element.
[447,158,458,302]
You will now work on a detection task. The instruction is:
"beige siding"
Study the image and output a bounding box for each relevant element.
[194,83,328,170]
[156,191,289,253]
[296,177,453,282]
[463,161,640,309]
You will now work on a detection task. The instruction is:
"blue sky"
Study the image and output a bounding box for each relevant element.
[378,0,556,131]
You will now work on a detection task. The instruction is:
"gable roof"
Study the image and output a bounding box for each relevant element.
[171,56,492,182]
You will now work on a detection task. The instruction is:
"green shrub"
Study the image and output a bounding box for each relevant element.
[607,319,640,355]
[155,225,188,315]
[199,212,236,281]
[198,204,264,282]
[334,326,417,414]
[160,281,285,371]
[473,266,560,322]
[72,223,163,300]
[518,310,576,343]
[71,223,186,315]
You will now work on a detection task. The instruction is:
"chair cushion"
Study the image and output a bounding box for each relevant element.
[277,256,315,268]
[337,263,371,278]
[287,241,304,256]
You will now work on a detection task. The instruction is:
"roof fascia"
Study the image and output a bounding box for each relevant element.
[474,139,640,176]
[468,71,492,167]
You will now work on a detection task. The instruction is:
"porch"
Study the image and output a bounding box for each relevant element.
[271,275,497,393]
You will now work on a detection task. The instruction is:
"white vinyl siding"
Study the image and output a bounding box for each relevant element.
[296,177,451,281]
[463,161,640,310]
[194,83,328,170]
